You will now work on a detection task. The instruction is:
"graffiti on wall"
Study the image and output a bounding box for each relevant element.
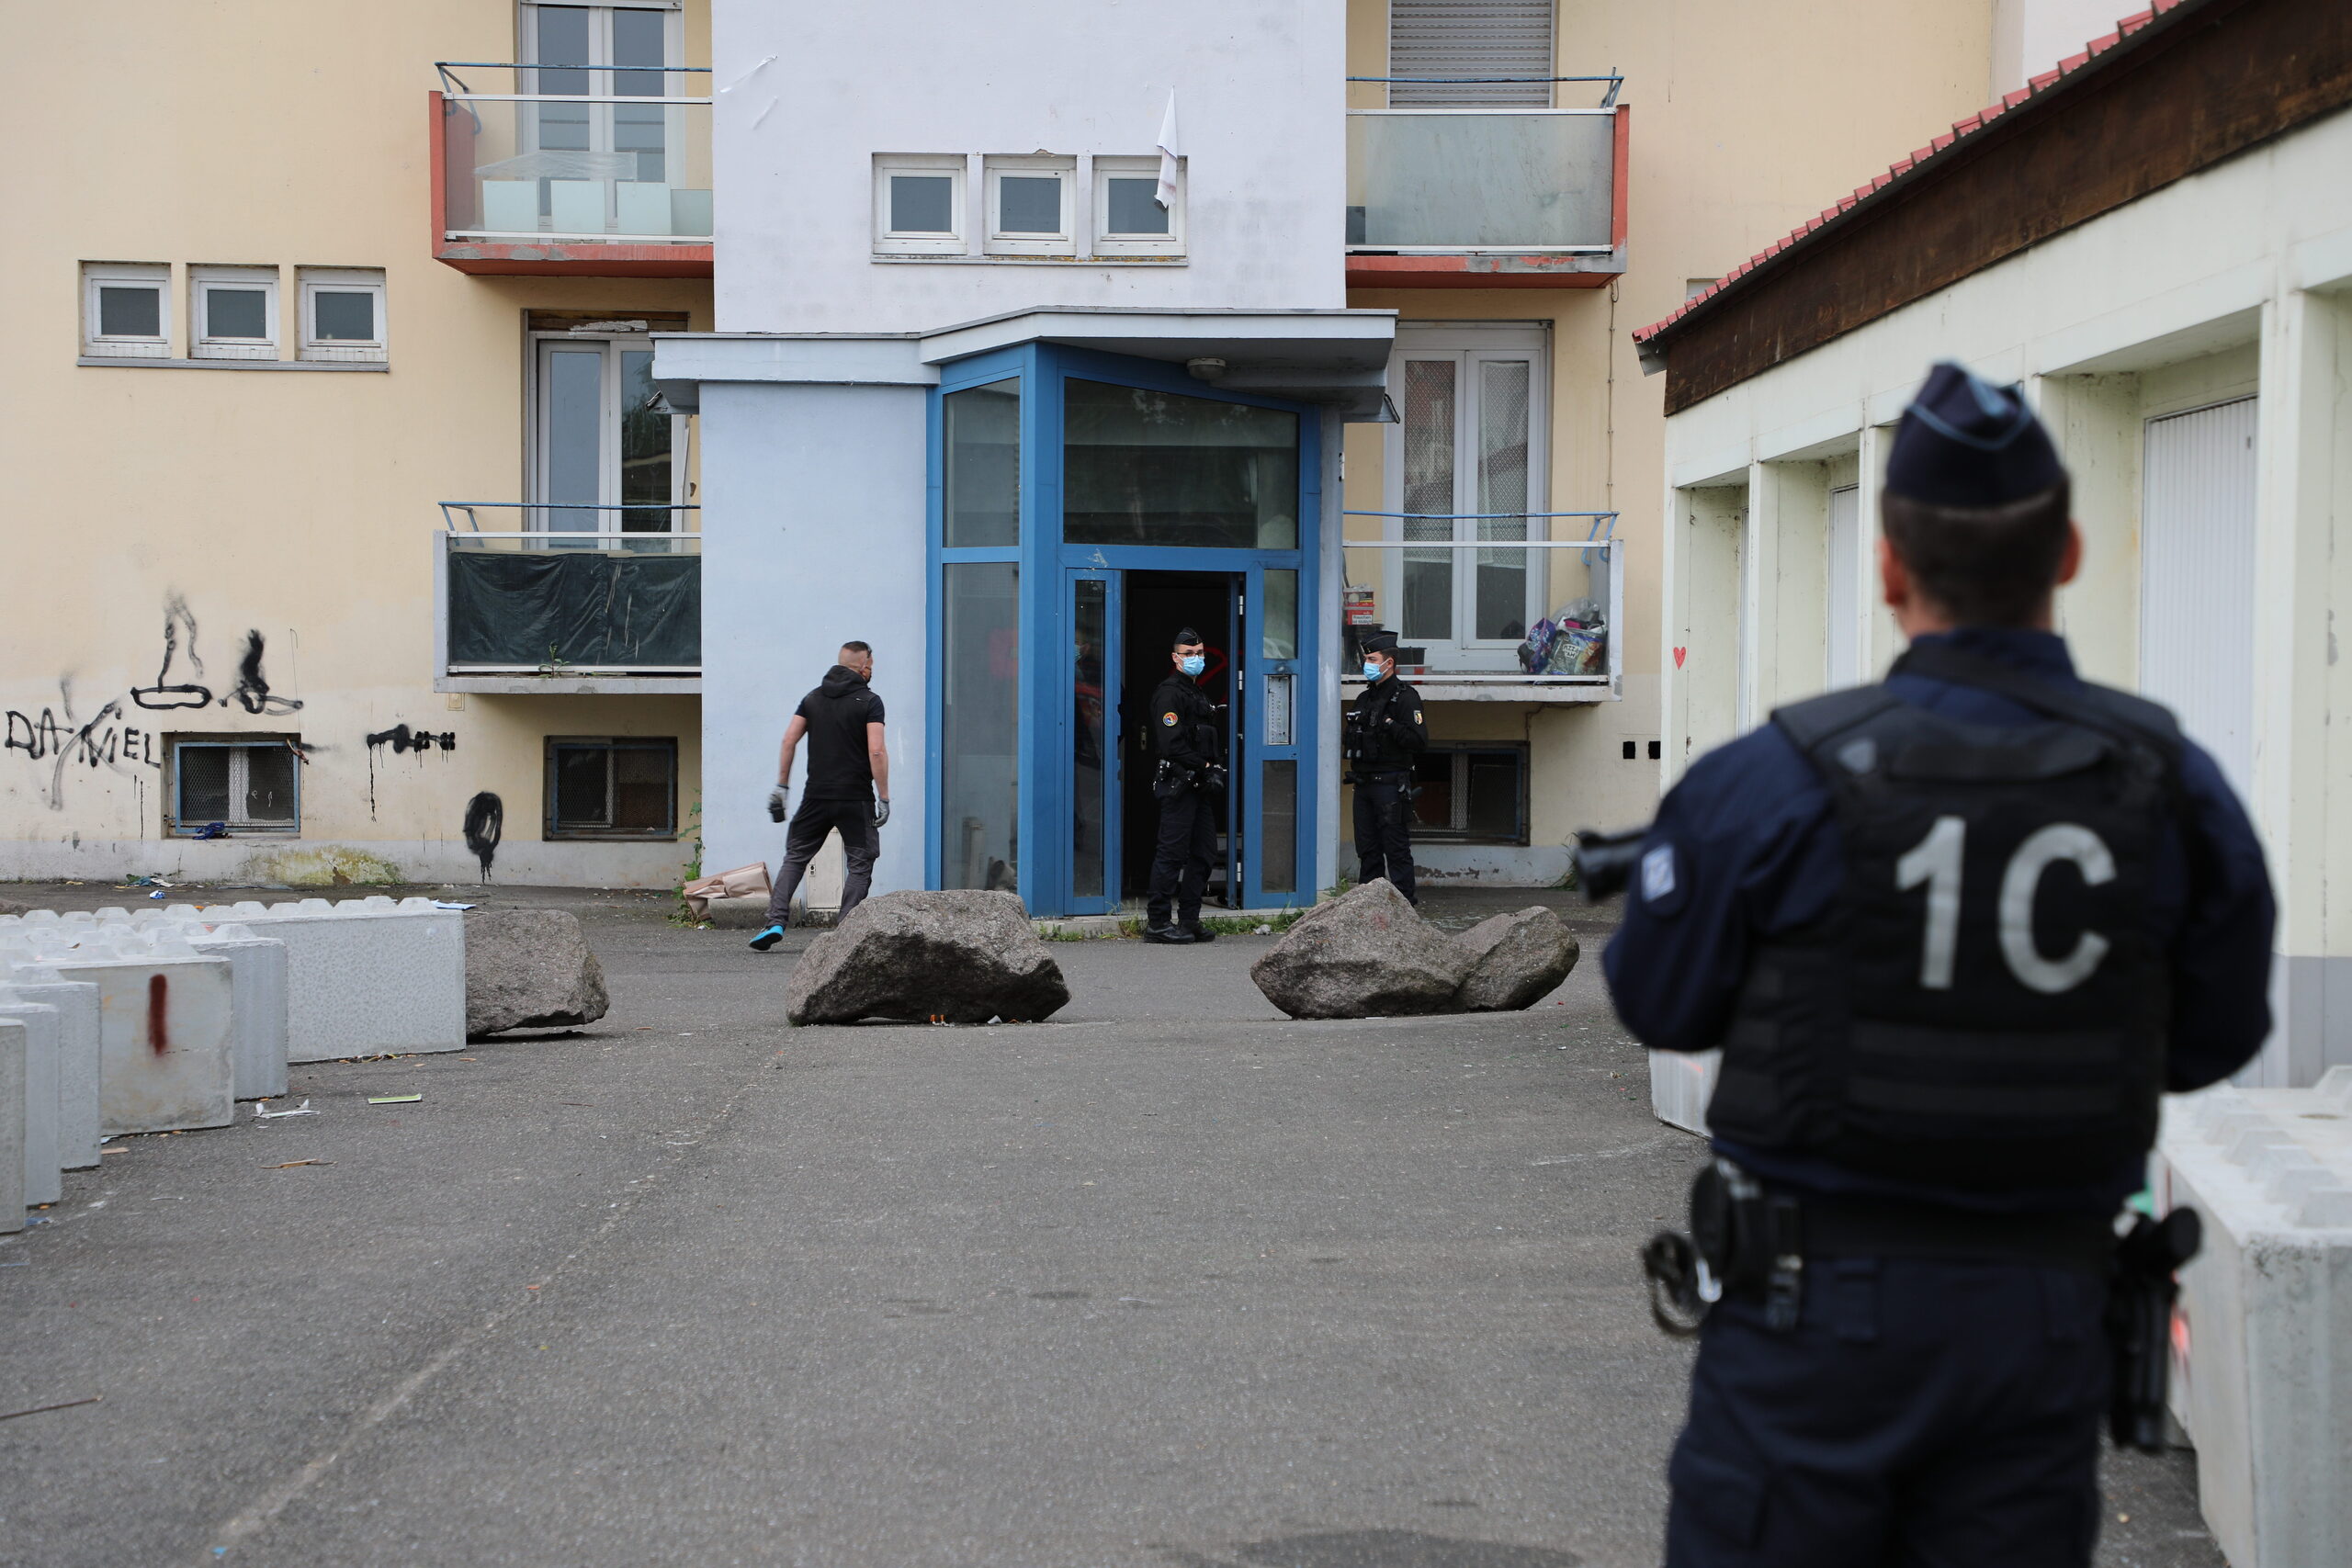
[130,597,304,716]
[462,792,503,879]
[4,683,158,811]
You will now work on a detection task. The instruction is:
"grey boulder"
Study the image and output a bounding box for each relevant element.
[785,889,1069,1026]
[464,909,611,1035]
[1250,879,1474,1019]
[1453,906,1580,1011]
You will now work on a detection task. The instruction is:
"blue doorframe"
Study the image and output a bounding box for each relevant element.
[927,344,1321,917]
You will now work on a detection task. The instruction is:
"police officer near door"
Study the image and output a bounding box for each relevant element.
[1602,363,2276,1567]
[1143,626,1227,944]
[1346,627,1428,902]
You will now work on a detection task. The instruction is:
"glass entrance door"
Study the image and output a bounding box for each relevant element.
[1067,570,1120,915]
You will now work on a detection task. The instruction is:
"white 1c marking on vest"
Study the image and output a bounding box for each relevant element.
[1895,816,1968,989]
[1998,823,2114,993]
[1640,844,1676,902]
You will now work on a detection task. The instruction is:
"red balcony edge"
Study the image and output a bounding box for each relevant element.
[428,91,714,279]
[1345,105,1629,291]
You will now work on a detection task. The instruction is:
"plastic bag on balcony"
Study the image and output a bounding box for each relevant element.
[1517,616,1558,674]
[1546,621,1607,676]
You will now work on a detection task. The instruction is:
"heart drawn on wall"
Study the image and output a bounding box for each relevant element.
[1673,647,1688,669]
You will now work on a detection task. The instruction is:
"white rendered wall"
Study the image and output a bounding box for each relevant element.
[696,379,931,900]
[710,0,1346,332]
[1991,0,2136,98]
[1656,107,2352,1085]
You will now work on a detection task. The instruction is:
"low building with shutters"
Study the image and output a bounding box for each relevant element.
[1634,0,2352,1089]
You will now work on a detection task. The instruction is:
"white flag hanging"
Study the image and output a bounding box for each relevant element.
[1155,91,1182,209]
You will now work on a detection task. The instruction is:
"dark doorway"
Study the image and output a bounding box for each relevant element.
[1120,570,1239,904]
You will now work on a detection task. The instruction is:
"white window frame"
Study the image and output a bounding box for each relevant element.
[873,154,967,255]
[82,263,170,359]
[1092,155,1183,256]
[526,326,692,532]
[190,265,280,361]
[983,155,1076,257]
[169,737,303,836]
[1382,322,1552,670]
[298,267,388,363]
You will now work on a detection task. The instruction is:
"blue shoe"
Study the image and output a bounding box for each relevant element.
[748,924,786,952]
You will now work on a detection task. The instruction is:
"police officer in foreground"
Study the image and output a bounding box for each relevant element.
[1346,627,1428,902]
[1143,626,1227,944]
[1603,364,2275,1566]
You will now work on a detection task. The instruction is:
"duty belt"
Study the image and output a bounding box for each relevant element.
[1642,1159,2118,1337]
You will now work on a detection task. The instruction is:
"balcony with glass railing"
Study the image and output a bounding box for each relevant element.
[1339,514,1622,702]
[1344,73,1627,288]
[435,504,699,692]
[431,63,712,276]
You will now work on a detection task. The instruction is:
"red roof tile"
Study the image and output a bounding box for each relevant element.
[1634,1,2214,344]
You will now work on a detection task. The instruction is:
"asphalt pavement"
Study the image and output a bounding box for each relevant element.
[0,887,2220,1567]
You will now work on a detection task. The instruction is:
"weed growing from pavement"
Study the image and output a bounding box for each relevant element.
[668,798,706,926]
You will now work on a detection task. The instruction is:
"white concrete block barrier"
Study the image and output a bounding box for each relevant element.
[1648,1049,1720,1137]
[0,1019,23,1233]
[0,997,62,1207]
[0,966,101,1170]
[190,897,465,1063]
[128,912,290,1100]
[2154,1068,2352,1568]
[11,928,237,1137]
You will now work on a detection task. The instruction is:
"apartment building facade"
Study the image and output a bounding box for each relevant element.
[5,1,716,887]
[1639,0,2352,1089]
[8,1,2066,902]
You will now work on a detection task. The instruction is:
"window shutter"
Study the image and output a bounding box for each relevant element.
[1386,0,1555,106]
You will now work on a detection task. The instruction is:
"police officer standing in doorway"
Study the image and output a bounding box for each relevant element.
[1143,626,1227,945]
[1603,363,2275,1566]
[1346,627,1428,902]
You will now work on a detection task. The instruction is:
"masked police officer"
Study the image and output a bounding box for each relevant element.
[1604,363,2276,1567]
[1346,627,1428,902]
[1144,626,1227,944]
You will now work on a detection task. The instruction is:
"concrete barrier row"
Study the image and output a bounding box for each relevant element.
[0,896,468,1232]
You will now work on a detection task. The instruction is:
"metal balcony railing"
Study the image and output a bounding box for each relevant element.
[1345,74,1623,253]
[1340,513,1622,698]
[436,504,700,676]
[435,63,712,244]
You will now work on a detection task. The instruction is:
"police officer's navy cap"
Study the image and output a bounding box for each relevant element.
[1886,361,2066,508]
[1172,626,1203,647]
[1359,627,1399,654]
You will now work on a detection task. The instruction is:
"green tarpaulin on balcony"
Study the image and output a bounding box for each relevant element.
[447,549,699,669]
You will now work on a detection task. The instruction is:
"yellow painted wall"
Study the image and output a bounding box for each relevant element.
[1341,0,1997,864]
[3,2,712,886]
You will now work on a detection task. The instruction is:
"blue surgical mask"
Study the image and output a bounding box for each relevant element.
[1363,660,1385,681]
[1179,654,1205,677]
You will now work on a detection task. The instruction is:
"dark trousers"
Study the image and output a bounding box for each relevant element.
[1146,786,1218,927]
[1666,1258,2109,1568]
[763,797,880,926]
[1352,774,1417,903]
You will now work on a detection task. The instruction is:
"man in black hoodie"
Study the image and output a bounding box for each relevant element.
[749,642,890,950]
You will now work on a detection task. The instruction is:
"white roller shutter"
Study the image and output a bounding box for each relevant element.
[2140,397,2258,802]
[1826,484,1861,688]
[1387,0,1555,106]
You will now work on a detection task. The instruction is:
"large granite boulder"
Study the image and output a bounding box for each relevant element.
[465,908,610,1034]
[1452,907,1580,1011]
[785,889,1069,1026]
[1250,879,1474,1019]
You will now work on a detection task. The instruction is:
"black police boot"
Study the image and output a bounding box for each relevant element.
[1142,922,1195,944]
[1179,919,1216,942]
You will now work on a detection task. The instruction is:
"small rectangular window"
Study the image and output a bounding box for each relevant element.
[983,156,1074,256]
[1407,746,1528,843]
[297,267,387,362]
[191,265,279,360]
[170,738,301,835]
[874,155,967,255]
[83,263,170,358]
[1093,156,1182,255]
[546,738,679,839]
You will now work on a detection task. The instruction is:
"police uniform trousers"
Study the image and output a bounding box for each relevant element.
[1146,787,1218,927]
[1351,773,1417,904]
[763,797,880,927]
[1667,1257,2109,1568]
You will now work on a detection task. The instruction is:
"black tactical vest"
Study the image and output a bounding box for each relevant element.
[1705,646,2184,1190]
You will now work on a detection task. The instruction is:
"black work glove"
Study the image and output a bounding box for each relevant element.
[1203,764,1228,795]
[872,798,891,828]
[767,788,787,823]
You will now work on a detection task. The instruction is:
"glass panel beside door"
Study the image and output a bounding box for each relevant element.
[532,334,686,544]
